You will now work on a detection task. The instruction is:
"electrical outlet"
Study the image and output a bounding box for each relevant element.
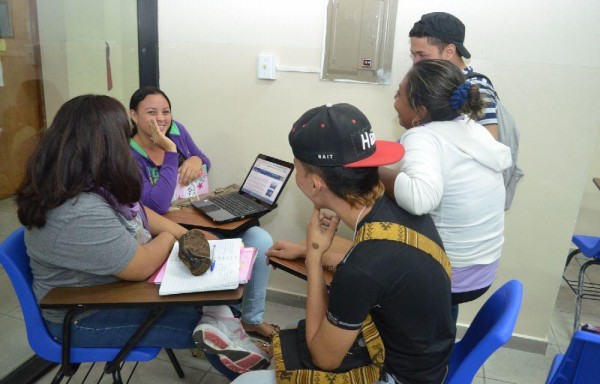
[257,54,276,80]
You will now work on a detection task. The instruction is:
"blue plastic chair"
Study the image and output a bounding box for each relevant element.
[445,280,524,384]
[545,330,600,384]
[563,235,600,331]
[0,227,166,384]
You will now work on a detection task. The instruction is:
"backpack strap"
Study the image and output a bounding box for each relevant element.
[466,71,499,100]
[353,222,451,279]
[465,71,493,86]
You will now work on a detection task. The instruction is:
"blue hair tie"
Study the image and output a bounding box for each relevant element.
[450,82,471,111]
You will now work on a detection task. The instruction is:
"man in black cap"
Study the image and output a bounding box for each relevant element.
[409,12,500,140]
[254,103,455,384]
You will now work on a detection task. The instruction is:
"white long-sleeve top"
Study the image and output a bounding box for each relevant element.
[394,117,512,268]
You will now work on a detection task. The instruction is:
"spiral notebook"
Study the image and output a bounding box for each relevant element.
[158,238,242,295]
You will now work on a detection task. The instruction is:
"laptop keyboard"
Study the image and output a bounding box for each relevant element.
[209,194,267,216]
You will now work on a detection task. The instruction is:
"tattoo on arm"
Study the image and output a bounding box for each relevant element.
[323,264,337,272]
[311,242,319,250]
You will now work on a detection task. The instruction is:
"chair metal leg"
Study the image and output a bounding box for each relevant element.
[165,348,185,378]
[79,363,95,384]
[563,249,582,294]
[575,261,586,331]
[566,249,582,269]
[111,366,123,384]
[574,259,600,331]
[50,369,65,384]
[50,363,80,384]
[104,307,166,376]
[124,362,140,384]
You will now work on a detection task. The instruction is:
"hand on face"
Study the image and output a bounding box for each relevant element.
[178,156,204,186]
[149,119,176,152]
[306,207,339,259]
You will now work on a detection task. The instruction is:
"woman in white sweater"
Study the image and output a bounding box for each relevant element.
[380,60,512,321]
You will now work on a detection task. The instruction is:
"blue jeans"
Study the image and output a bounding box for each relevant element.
[45,306,201,348]
[237,226,273,325]
[45,306,239,379]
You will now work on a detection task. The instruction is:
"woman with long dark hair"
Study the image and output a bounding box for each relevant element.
[16,95,269,373]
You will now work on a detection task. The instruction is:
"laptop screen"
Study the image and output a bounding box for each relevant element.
[240,155,294,205]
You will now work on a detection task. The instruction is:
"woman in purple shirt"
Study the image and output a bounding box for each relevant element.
[128,87,278,341]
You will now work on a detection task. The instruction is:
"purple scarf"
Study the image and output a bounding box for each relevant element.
[94,188,150,231]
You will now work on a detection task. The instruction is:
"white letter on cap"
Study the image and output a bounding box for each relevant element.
[361,133,370,150]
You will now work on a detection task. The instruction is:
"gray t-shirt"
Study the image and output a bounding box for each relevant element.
[25,193,138,322]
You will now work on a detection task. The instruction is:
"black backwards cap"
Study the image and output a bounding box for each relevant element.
[414,12,471,59]
[288,103,404,168]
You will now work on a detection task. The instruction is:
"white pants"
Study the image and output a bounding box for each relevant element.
[231,370,396,384]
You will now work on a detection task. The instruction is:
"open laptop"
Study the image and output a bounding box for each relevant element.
[192,154,294,223]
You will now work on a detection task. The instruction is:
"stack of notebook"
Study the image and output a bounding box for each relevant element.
[150,239,258,295]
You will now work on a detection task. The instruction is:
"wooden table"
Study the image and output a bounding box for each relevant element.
[269,236,353,286]
[40,281,244,309]
[164,206,257,236]
[39,230,243,379]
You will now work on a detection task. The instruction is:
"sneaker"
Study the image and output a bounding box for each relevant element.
[193,314,270,373]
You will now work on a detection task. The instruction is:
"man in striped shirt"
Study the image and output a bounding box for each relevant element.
[408,12,499,140]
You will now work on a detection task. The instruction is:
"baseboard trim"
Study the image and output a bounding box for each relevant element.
[266,288,306,308]
[456,323,548,354]
[267,288,549,355]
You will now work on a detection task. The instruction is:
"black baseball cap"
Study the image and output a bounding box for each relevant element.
[413,12,471,59]
[289,103,404,168]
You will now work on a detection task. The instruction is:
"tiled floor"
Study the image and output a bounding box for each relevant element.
[1,195,599,383]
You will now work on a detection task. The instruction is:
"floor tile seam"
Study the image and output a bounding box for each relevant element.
[2,312,24,322]
[196,368,214,384]
[485,378,519,384]
[548,323,563,354]
[155,355,212,372]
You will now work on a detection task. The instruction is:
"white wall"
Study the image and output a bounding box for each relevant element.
[37,0,139,119]
[158,0,600,343]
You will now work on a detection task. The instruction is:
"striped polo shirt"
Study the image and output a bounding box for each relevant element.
[463,66,498,126]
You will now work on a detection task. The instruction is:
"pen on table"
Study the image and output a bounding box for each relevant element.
[210,244,216,272]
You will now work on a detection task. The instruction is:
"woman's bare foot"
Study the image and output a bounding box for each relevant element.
[242,321,280,340]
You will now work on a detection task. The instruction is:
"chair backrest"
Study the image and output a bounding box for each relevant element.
[0,227,159,363]
[0,227,62,362]
[546,330,600,384]
[445,280,524,384]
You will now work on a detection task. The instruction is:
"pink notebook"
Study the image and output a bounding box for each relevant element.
[148,260,167,284]
[239,247,258,284]
[148,246,257,284]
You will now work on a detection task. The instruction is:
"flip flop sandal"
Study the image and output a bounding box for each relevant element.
[246,323,280,342]
[252,340,273,357]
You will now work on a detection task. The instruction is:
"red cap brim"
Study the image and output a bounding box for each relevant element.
[344,140,405,168]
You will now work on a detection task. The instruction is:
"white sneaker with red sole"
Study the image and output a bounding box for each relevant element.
[193,314,270,373]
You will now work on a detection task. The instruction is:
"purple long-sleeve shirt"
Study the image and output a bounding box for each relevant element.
[129,120,211,214]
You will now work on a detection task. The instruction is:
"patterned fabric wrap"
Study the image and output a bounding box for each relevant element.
[273,221,450,383]
[354,222,451,279]
[273,314,384,384]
